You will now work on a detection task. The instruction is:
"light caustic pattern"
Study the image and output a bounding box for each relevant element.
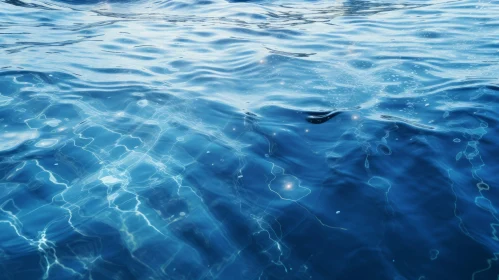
[0,71,338,279]
[1,0,499,279]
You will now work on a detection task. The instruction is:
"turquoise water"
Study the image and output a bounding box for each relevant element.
[1,0,499,279]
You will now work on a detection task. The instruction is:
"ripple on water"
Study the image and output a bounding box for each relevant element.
[137,99,148,107]
[0,130,39,152]
[368,176,391,190]
[34,138,58,148]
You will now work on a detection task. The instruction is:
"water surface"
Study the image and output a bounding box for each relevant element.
[0,0,498,279]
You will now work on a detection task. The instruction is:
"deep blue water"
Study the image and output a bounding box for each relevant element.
[1,0,499,279]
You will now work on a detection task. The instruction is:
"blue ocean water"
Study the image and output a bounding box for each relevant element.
[1,0,499,279]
